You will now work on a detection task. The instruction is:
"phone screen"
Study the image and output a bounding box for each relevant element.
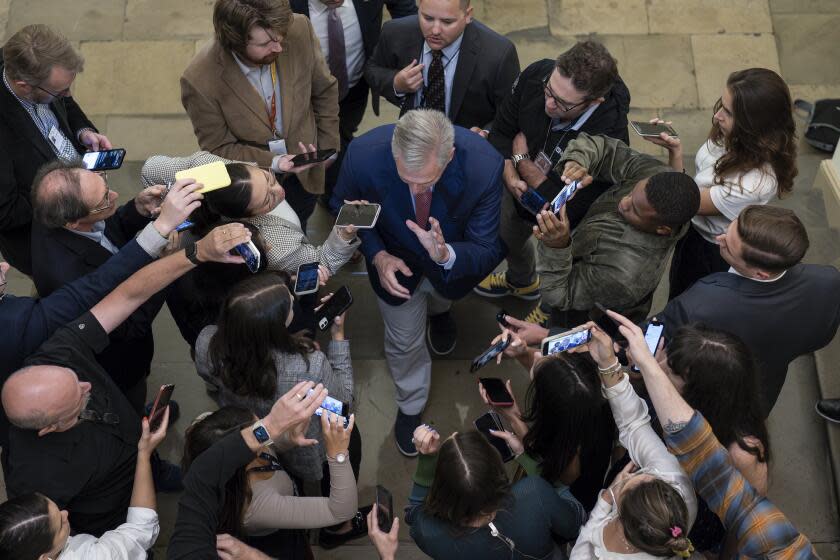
[294,262,320,295]
[470,338,511,373]
[291,149,336,165]
[474,412,514,462]
[175,220,194,232]
[542,329,591,355]
[588,303,627,345]
[148,384,175,431]
[631,121,678,137]
[479,377,513,405]
[335,204,381,228]
[519,189,546,215]
[550,181,580,213]
[375,485,393,530]
[631,321,665,373]
[316,286,353,331]
[234,241,260,273]
[82,149,126,171]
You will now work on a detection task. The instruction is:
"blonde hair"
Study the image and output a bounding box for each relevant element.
[2,24,83,84]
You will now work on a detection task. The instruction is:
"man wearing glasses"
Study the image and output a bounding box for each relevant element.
[0,24,112,276]
[476,42,630,327]
[180,0,339,230]
[28,161,193,414]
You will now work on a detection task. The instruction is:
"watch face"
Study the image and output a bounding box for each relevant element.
[253,424,271,444]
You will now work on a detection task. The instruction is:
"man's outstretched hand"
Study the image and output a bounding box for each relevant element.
[406,217,450,264]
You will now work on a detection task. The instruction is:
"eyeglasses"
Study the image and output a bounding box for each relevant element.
[89,172,112,215]
[542,75,589,112]
[34,84,72,98]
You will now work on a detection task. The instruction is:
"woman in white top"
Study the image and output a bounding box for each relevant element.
[645,68,797,298]
[568,324,697,560]
[0,410,170,560]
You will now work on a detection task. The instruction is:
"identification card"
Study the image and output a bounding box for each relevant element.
[268,138,287,155]
[48,126,64,151]
[534,151,553,175]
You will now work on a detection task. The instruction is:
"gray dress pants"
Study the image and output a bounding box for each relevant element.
[500,190,538,286]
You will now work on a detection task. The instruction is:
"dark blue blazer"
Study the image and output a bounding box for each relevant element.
[0,240,152,383]
[332,124,505,305]
[659,263,840,416]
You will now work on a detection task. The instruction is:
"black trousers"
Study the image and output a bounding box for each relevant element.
[282,174,318,233]
[324,79,370,204]
[668,225,729,299]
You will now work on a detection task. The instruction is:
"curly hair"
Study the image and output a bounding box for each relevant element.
[555,41,618,99]
[709,68,797,199]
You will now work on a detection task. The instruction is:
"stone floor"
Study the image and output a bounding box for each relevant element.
[2,0,840,557]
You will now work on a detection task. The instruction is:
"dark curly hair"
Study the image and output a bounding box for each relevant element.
[645,171,701,228]
[709,68,797,199]
[555,41,618,99]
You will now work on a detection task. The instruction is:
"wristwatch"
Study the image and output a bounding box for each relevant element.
[184,242,201,265]
[251,420,274,447]
[329,450,348,463]
[511,153,530,169]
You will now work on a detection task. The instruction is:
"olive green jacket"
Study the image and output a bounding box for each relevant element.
[537,133,688,324]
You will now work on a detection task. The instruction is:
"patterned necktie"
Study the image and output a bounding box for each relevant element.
[415,190,433,229]
[424,50,446,114]
[327,7,349,100]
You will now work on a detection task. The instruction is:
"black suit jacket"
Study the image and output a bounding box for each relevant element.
[659,264,840,416]
[290,0,416,60]
[30,203,164,390]
[0,51,96,275]
[365,16,520,129]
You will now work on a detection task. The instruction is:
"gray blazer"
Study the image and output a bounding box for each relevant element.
[195,325,354,481]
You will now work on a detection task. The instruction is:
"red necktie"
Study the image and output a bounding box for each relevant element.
[415,190,432,229]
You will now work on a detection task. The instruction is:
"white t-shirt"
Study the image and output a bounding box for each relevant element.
[691,140,778,243]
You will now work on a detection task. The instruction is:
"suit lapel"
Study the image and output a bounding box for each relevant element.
[430,152,465,222]
[449,24,479,121]
[0,87,55,160]
[276,36,295,138]
[217,48,273,132]
[50,227,111,268]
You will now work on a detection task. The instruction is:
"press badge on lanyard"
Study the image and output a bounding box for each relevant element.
[264,63,287,154]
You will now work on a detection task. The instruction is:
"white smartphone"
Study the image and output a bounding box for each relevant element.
[294,262,320,295]
[630,121,678,138]
[335,203,381,229]
[541,326,592,355]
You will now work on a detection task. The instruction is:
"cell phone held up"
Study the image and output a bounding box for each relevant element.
[631,319,665,373]
[474,411,514,462]
[294,262,320,296]
[82,148,126,171]
[541,326,591,356]
[519,188,547,216]
[479,377,514,407]
[316,286,353,331]
[233,240,261,274]
[588,302,628,347]
[375,485,394,530]
[148,384,175,432]
[335,203,381,229]
[630,121,678,138]
[291,148,336,166]
[470,337,511,373]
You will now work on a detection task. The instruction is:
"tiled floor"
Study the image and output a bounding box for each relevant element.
[2,0,840,557]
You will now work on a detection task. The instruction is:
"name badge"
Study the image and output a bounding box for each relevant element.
[534,151,553,175]
[48,126,64,151]
[268,138,287,155]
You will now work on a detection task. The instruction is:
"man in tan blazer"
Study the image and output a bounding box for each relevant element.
[181,0,339,228]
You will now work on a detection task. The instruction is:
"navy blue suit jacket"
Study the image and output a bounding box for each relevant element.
[332,124,505,305]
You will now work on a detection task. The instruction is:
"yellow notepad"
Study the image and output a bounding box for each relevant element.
[175,161,232,193]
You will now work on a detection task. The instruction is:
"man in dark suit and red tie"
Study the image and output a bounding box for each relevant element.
[332,109,505,456]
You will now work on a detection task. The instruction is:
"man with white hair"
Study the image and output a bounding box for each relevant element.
[332,109,504,456]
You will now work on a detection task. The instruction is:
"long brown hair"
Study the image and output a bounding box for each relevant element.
[709,68,797,198]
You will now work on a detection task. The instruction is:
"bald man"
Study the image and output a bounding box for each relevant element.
[1,222,251,537]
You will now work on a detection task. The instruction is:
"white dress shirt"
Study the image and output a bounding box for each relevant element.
[308,0,365,89]
[59,507,159,559]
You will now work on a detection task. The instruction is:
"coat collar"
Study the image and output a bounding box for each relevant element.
[448,23,479,121]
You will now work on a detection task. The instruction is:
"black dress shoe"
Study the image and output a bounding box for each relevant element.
[426,311,457,356]
[318,505,373,549]
[394,410,421,457]
[816,398,840,423]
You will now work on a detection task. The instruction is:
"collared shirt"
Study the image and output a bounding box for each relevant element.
[728,266,787,283]
[308,0,365,89]
[408,186,456,270]
[66,220,120,255]
[61,507,160,559]
[233,53,284,137]
[416,33,464,117]
[550,102,600,133]
[666,412,817,559]
[2,70,80,161]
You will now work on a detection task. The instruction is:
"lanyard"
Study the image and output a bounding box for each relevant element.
[268,63,279,137]
[539,103,599,164]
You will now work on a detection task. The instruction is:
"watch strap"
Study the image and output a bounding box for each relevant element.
[185,242,201,265]
[251,420,274,447]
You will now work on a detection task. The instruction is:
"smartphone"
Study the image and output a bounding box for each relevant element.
[519,188,547,215]
[470,338,511,373]
[375,485,393,530]
[335,203,381,229]
[474,411,514,462]
[291,148,337,166]
[540,327,591,355]
[630,121,678,138]
[589,303,628,347]
[308,389,350,427]
[294,262,320,295]
[175,219,194,232]
[496,309,510,328]
[233,240,261,273]
[82,148,126,171]
[550,181,580,213]
[631,319,665,373]
[148,384,175,431]
[316,286,353,331]
[479,377,514,407]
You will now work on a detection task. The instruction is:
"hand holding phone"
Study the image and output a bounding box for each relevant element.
[479,377,514,407]
[631,120,678,138]
[335,203,381,229]
[470,338,511,373]
[474,412,514,462]
[82,148,126,171]
[291,148,337,166]
[234,240,261,273]
[540,327,591,355]
[630,319,665,372]
[519,188,547,215]
[375,486,394,530]
[315,286,353,331]
[148,384,175,432]
[588,303,628,347]
[294,262,320,295]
